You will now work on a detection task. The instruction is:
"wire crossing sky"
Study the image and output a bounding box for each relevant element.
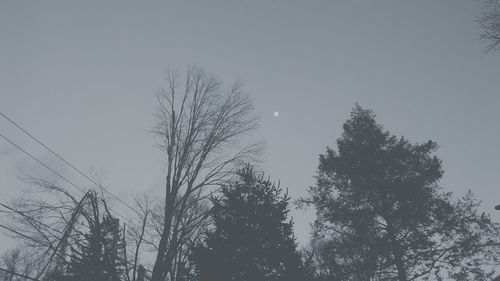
[1,0,500,253]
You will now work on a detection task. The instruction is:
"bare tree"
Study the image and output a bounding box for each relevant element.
[1,177,90,279]
[0,248,37,281]
[2,178,135,281]
[479,0,500,52]
[154,193,211,281]
[127,195,150,281]
[149,66,261,281]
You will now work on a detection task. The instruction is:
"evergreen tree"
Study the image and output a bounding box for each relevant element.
[300,105,500,281]
[67,215,125,281]
[192,165,308,281]
[50,191,128,281]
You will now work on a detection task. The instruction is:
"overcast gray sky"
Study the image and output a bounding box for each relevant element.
[1,0,500,252]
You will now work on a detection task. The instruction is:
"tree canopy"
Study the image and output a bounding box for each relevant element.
[480,0,500,52]
[150,66,260,281]
[192,165,308,281]
[300,104,500,281]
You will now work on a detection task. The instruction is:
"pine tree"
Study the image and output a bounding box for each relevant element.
[51,191,128,281]
[68,215,125,281]
[192,165,308,281]
[301,104,500,281]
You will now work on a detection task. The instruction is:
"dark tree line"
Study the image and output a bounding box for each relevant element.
[479,0,500,52]
[300,105,500,281]
[191,165,308,281]
[149,66,260,281]
[1,68,499,281]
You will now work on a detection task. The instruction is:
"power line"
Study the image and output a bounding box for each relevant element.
[0,111,160,245]
[0,223,58,254]
[0,201,87,239]
[0,133,87,194]
[0,221,84,279]
[0,111,143,219]
[0,112,158,276]
[0,132,146,234]
[0,112,160,275]
[0,267,41,281]
[0,221,150,280]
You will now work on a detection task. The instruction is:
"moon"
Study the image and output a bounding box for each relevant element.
[273,111,279,117]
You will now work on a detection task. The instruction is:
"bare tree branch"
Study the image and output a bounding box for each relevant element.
[149,66,261,281]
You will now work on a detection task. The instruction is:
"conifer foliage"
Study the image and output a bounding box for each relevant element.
[50,191,128,281]
[192,165,307,281]
[66,215,125,281]
[301,105,500,281]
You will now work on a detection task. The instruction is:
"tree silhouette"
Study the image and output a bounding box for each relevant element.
[65,217,125,281]
[4,181,132,281]
[150,66,261,281]
[0,248,37,281]
[192,165,307,281]
[479,0,500,52]
[300,104,500,281]
[48,191,128,281]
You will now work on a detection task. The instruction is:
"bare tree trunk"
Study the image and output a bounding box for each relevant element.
[386,221,407,281]
[137,265,146,281]
[149,66,260,281]
[132,209,148,281]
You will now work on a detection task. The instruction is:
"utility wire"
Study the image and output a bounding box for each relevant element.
[0,267,41,281]
[0,200,154,256]
[0,221,79,279]
[0,112,158,275]
[0,202,87,239]
[0,111,160,245]
[0,133,87,194]
[0,132,146,234]
[0,221,140,280]
[0,223,57,253]
[0,112,158,277]
[0,111,143,219]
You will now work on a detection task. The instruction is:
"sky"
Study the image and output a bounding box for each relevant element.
[1,0,500,256]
